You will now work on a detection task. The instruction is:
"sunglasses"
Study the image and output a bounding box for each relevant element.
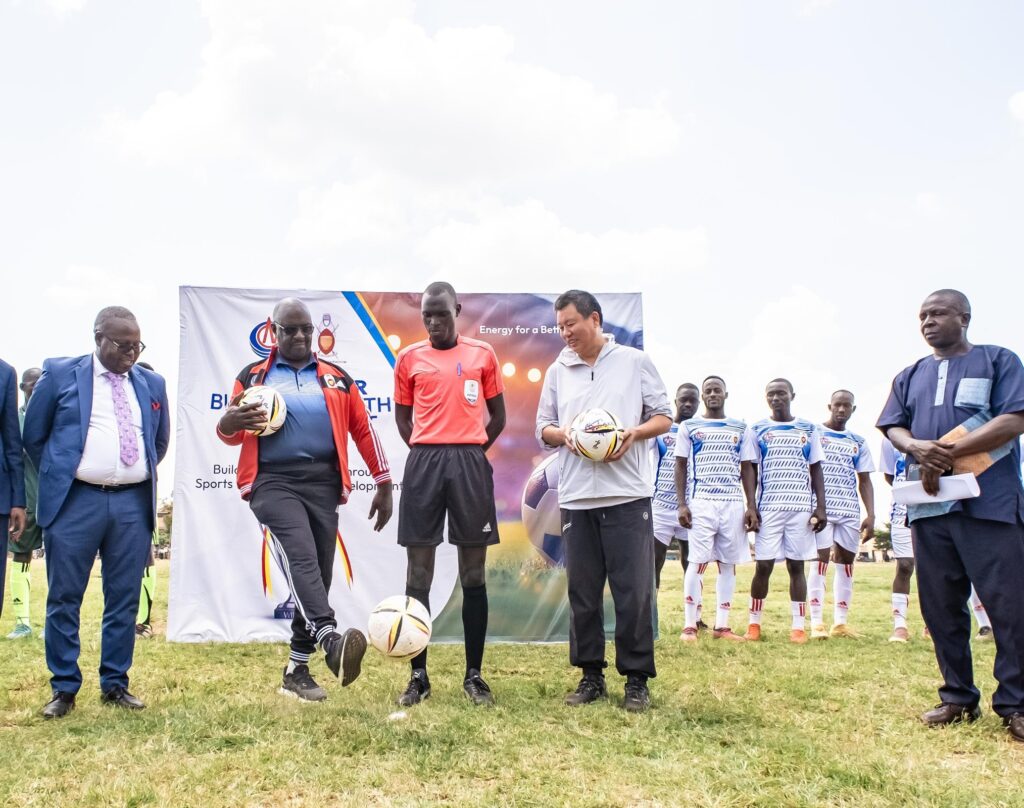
[273,322,315,337]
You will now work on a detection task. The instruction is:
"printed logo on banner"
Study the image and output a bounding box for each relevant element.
[317,313,338,356]
[249,318,277,358]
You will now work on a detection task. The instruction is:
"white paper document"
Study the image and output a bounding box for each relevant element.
[892,473,980,505]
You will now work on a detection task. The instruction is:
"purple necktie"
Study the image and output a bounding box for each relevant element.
[103,371,140,466]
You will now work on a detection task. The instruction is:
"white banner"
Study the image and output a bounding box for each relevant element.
[167,287,458,642]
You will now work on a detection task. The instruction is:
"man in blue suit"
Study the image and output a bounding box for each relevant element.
[23,306,170,719]
[1,357,28,618]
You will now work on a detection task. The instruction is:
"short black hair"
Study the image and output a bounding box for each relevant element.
[677,382,699,392]
[424,281,457,302]
[926,288,971,315]
[766,377,794,393]
[554,289,603,326]
[831,388,854,401]
[701,375,726,389]
[94,306,136,333]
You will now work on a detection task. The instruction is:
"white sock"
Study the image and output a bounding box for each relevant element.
[970,586,992,630]
[892,593,909,630]
[808,560,828,625]
[683,563,705,629]
[790,601,806,630]
[749,597,765,626]
[833,563,854,626]
[715,562,736,629]
[286,660,299,674]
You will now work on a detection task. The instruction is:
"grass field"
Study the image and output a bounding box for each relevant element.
[2,559,1022,807]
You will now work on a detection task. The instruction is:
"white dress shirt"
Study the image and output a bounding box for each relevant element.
[75,353,150,485]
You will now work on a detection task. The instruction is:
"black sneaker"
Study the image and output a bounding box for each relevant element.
[623,675,651,713]
[398,669,431,707]
[564,674,607,706]
[324,628,366,687]
[280,664,327,702]
[463,669,495,706]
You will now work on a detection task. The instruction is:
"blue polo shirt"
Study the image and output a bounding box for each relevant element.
[877,344,1024,525]
[258,358,336,466]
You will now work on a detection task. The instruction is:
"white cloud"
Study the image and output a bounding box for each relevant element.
[39,0,85,19]
[914,191,944,217]
[1010,91,1024,130]
[416,198,708,292]
[103,0,680,182]
[799,0,838,17]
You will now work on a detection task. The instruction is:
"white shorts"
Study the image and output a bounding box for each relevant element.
[891,524,913,559]
[653,505,687,547]
[755,510,816,561]
[816,516,861,554]
[688,499,750,565]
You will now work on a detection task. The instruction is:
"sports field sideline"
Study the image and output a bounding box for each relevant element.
[1,559,1020,807]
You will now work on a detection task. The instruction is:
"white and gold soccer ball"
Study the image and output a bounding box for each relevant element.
[367,596,432,660]
[238,385,287,436]
[569,408,624,461]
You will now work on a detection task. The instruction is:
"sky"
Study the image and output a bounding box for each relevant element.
[2,0,1023,512]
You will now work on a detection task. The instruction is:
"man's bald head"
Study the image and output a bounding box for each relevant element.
[925,289,971,316]
[273,297,311,322]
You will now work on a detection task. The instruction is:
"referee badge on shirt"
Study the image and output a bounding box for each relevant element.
[464,379,479,404]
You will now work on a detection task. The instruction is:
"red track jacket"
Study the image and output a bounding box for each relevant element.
[216,350,391,502]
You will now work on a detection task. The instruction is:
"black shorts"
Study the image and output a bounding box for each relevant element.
[398,444,499,547]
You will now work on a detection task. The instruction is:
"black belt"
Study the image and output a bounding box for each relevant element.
[75,479,149,493]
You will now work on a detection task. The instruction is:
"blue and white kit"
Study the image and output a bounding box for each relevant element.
[816,427,875,553]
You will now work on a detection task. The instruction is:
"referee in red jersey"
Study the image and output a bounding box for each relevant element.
[393,282,506,707]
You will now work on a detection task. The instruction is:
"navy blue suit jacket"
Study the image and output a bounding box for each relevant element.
[22,355,170,529]
[0,359,26,516]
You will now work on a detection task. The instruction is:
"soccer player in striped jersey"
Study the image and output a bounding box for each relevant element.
[746,379,827,643]
[881,438,993,643]
[674,376,759,642]
[653,384,699,615]
[880,437,916,641]
[809,390,875,639]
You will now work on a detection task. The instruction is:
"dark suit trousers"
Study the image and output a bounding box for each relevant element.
[0,515,7,620]
[44,482,152,694]
[914,512,1024,717]
[562,498,656,679]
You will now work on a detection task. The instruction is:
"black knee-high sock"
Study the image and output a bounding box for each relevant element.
[462,584,488,674]
[406,586,430,672]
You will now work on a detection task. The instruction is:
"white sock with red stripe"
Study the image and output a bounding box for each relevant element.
[748,597,765,626]
[683,563,707,630]
[833,563,854,625]
[790,601,806,631]
[715,562,736,629]
[970,586,992,630]
[892,593,909,630]
[808,560,828,625]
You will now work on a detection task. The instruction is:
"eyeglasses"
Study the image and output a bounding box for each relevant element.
[273,322,314,337]
[101,335,146,355]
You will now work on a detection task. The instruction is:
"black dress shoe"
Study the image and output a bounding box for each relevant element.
[921,702,981,726]
[41,692,76,720]
[1003,713,1024,743]
[101,686,146,710]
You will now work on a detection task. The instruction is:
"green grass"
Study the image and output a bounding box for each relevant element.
[2,560,1022,807]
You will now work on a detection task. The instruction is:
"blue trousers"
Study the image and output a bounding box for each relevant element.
[913,512,1024,717]
[0,515,7,619]
[44,482,152,694]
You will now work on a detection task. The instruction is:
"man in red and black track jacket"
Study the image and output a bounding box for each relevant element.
[217,297,392,702]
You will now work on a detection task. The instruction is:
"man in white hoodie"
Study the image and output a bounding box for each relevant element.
[535,290,672,713]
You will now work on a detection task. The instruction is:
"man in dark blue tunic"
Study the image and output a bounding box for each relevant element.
[877,289,1024,742]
